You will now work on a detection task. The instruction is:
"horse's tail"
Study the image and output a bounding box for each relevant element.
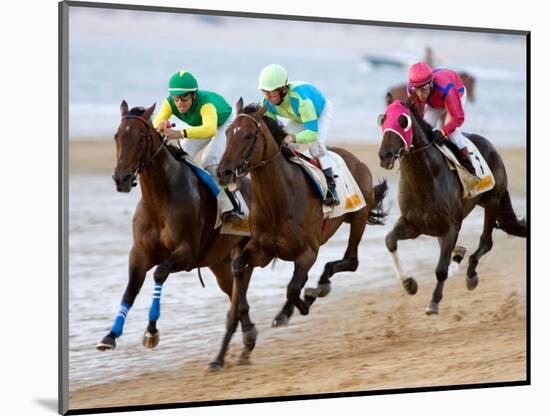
[495,190,527,237]
[367,179,389,226]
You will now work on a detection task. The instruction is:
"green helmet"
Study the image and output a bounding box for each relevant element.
[258,64,288,91]
[168,70,198,96]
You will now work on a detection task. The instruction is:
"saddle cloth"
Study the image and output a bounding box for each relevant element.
[436,138,495,199]
[183,156,251,236]
[288,150,367,219]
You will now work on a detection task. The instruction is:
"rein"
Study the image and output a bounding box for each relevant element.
[405,140,435,156]
[121,114,167,184]
[233,113,282,177]
[395,126,435,161]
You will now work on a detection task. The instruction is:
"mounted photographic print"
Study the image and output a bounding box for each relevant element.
[59,1,529,414]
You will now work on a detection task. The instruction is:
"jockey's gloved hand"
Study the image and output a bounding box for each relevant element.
[156,120,172,132]
[164,128,183,141]
[432,129,446,144]
[283,134,296,145]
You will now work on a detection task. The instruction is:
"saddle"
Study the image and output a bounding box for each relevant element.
[282,146,321,169]
[436,138,495,199]
[285,148,366,219]
[165,145,250,236]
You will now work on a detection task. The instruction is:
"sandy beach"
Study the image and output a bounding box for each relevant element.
[67,140,527,411]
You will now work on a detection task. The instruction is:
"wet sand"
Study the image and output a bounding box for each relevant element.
[68,140,527,411]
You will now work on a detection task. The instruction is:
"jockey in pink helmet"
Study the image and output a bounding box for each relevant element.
[407,62,476,176]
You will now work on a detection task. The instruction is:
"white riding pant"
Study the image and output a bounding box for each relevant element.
[423,88,468,150]
[285,100,334,170]
[179,117,232,173]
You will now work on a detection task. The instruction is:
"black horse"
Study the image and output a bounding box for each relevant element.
[378,93,526,314]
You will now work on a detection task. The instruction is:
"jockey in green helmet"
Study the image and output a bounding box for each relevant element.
[153,70,244,224]
[258,64,339,206]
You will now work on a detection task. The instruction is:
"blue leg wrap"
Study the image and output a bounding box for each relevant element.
[110,303,130,337]
[148,283,162,322]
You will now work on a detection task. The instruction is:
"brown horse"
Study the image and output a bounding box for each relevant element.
[387,71,476,103]
[96,101,253,361]
[209,98,388,369]
[378,93,526,315]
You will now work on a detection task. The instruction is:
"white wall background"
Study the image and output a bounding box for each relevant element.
[0,0,544,415]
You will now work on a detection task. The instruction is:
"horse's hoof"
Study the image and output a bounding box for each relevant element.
[298,305,310,316]
[272,313,289,328]
[242,325,258,351]
[96,335,116,351]
[317,282,331,298]
[425,301,439,315]
[304,287,321,299]
[466,273,479,291]
[452,245,467,262]
[142,330,160,349]
[237,355,252,366]
[403,277,418,295]
[207,360,224,372]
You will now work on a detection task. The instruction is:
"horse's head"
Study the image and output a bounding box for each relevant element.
[113,100,157,192]
[377,93,414,170]
[217,97,285,189]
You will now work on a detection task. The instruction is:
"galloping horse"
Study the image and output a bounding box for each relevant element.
[210,98,388,368]
[378,93,526,314]
[96,101,253,361]
[387,72,476,103]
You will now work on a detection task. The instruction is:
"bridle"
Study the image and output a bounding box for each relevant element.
[400,140,435,159]
[387,118,435,163]
[232,113,282,178]
[118,114,166,186]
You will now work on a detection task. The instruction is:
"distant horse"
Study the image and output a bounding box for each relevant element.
[210,98,388,368]
[387,72,476,103]
[96,101,253,362]
[378,93,526,314]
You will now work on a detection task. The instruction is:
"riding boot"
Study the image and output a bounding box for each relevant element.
[459,147,478,177]
[322,168,340,206]
[206,165,245,225]
[221,188,245,225]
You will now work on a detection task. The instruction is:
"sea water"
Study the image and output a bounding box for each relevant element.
[67,8,527,146]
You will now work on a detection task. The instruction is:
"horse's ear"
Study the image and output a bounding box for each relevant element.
[236,97,244,114]
[398,114,412,131]
[257,105,267,116]
[120,100,129,116]
[143,103,156,120]
[385,92,394,106]
[376,113,386,127]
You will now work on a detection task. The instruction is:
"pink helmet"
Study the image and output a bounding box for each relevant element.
[408,62,433,87]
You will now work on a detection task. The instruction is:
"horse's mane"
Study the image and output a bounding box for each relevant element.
[242,103,287,145]
[404,100,433,138]
[129,106,149,118]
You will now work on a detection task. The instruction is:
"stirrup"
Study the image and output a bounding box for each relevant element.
[461,160,478,178]
[222,209,245,225]
[323,190,340,207]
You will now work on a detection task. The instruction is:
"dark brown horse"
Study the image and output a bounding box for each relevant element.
[96,101,253,361]
[210,98,388,368]
[387,72,476,103]
[378,93,526,314]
